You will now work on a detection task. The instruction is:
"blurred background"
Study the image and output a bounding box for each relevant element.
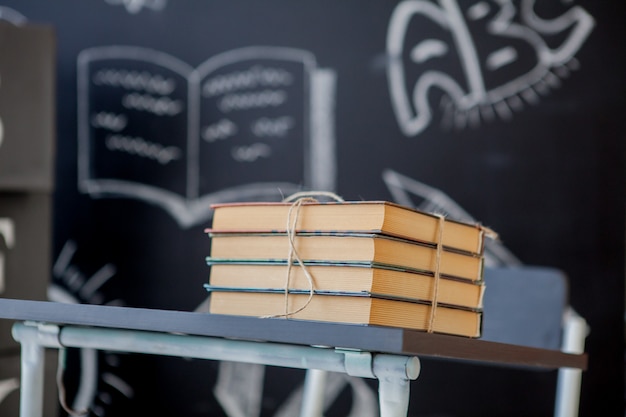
[0,1,623,416]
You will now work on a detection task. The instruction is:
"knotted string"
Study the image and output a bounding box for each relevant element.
[266,191,344,318]
[427,213,446,333]
[282,190,345,203]
[57,348,89,416]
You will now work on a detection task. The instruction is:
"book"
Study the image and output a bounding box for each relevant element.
[207,232,484,281]
[76,45,335,227]
[210,200,490,255]
[204,285,482,337]
[206,260,485,309]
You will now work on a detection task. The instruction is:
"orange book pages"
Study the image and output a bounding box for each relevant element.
[208,233,483,282]
[210,201,487,255]
[208,291,482,338]
[207,262,485,309]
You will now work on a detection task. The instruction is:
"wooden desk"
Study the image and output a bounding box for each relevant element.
[0,298,587,417]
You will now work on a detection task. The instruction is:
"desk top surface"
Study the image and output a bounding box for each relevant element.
[0,298,586,370]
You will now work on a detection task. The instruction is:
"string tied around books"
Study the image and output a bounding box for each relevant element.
[267,191,344,319]
[427,213,445,333]
[427,217,497,332]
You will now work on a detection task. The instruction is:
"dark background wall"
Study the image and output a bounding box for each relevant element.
[0,1,623,416]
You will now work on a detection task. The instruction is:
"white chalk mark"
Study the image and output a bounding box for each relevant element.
[104,0,167,14]
[202,64,293,98]
[479,103,496,122]
[217,89,287,113]
[454,108,468,130]
[202,118,238,142]
[105,134,182,165]
[494,99,513,120]
[0,378,19,404]
[410,39,449,63]
[102,372,134,399]
[98,391,113,405]
[92,112,128,132]
[467,105,481,128]
[486,46,518,71]
[93,68,176,95]
[520,87,540,105]
[0,218,15,249]
[0,6,27,25]
[214,362,265,417]
[91,404,105,417]
[310,69,337,192]
[251,116,294,138]
[122,92,183,116]
[543,71,562,89]
[533,79,551,95]
[507,94,524,112]
[79,263,116,299]
[467,2,490,21]
[0,218,15,293]
[231,143,272,162]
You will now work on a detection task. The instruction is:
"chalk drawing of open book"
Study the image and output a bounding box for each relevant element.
[78,46,336,228]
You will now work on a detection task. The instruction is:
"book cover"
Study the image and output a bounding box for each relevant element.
[204,285,482,337]
[206,259,485,309]
[209,200,490,255]
[206,232,484,281]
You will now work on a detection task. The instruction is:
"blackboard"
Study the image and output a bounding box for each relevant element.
[0,1,623,416]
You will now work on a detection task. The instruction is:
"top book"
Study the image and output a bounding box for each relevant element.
[210,201,490,255]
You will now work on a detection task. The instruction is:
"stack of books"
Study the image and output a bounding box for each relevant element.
[203,200,494,337]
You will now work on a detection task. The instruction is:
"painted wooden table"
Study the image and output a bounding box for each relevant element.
[0,298,587,417]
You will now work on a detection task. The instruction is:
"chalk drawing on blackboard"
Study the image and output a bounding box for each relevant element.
[386,0,595,136]
[382,168,521,267]
[208,352,378,417]
[104,0,167,14]
[77,46,337,228]
[0,377,19,407]
[0,218,15,294]
[214,361,265,417]
[0,6,26,25]
[49,240,131,415]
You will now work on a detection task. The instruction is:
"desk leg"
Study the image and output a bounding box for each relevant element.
[554,310,588,417]
[374,355,420,417]
[19,339,45,417]
[379,376,412,417]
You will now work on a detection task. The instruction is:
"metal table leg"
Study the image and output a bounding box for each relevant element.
[13,323,62,417]
[373,355,421,417]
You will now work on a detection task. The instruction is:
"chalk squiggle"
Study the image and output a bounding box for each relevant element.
[202,118,238,143]
[218,90,287,113]
[92,112,128,132]
[202,65,293,98]
[122,93,183,116]
[93,69,176,95]
[105,134,181,165]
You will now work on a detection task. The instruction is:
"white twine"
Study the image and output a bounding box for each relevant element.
[427,213,445,333]
[265,191,344,318]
